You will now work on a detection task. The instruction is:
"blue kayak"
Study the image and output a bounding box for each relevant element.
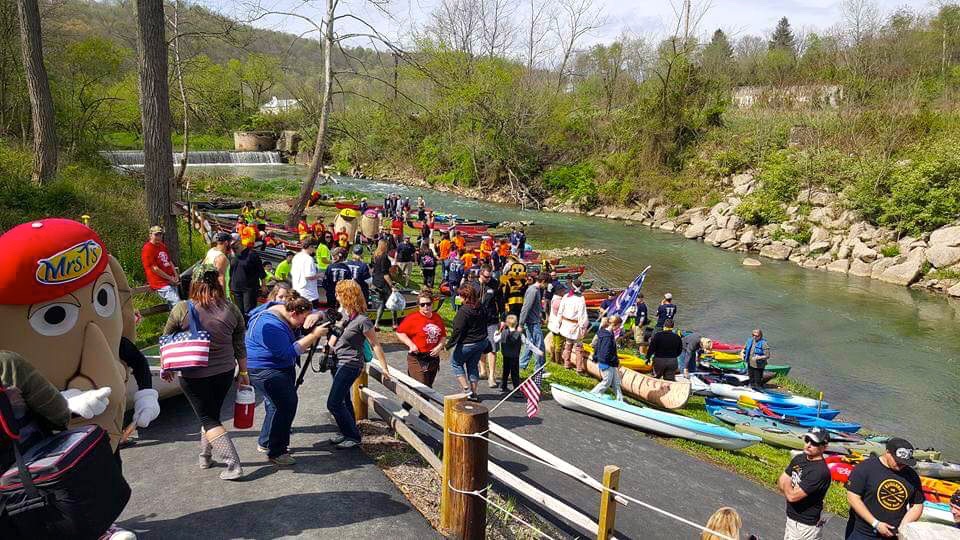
[706,404,860,433]
[704,397,842,420]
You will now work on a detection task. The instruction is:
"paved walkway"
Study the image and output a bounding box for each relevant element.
[117,353,438,540]
[381,349,847,540]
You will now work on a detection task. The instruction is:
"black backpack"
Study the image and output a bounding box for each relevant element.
[0,386,131,540]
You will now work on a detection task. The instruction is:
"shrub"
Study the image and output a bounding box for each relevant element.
[735,193,787,225]
[757,150,802,202]
[879,244,900,258]
[542,163,598,209]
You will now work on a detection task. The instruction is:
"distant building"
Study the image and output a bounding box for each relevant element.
[259,96,300,114]
[732,85,844,109]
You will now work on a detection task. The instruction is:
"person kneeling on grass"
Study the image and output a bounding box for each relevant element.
[590,316,623,401]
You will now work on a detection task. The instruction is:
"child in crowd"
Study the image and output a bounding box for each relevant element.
[494,315,543,392]
[590,315,623,401]
[263,261,275,286]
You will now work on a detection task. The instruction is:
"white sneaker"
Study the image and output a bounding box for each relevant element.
[335,439,360,449]
[329,433,346,445]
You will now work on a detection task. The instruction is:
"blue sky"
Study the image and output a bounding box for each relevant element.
[211,0,938,50]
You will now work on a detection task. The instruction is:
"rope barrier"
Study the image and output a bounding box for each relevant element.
[446,481,557,540]
[446,428,736,540]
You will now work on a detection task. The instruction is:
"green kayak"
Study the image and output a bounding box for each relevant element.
[709,360,791,377]
[734,425,941,460]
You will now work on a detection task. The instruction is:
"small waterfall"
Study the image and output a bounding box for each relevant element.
[99,150,283,168]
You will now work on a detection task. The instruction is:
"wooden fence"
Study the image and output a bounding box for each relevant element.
[357,362,625,539]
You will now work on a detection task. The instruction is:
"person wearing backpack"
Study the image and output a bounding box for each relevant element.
[418,242,438,289]
[161,265,248,481]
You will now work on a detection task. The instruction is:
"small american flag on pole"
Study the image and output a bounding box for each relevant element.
[518,367,545,418]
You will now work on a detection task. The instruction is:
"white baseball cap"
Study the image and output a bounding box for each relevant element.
[664,293,673,300]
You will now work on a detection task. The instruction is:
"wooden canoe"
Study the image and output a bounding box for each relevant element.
[584,361,690,409]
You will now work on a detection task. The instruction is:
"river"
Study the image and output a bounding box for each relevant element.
[194,164,960,456]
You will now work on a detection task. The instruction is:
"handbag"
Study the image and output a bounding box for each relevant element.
[159,301,210,371]
[385,290,406,311]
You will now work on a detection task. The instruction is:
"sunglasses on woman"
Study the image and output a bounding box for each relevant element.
[419,302,432,307]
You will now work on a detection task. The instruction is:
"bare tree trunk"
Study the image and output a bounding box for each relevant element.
[136,0,180,264]
[287,0,336,228]
[15,0,57,185]
[171,0,189,186]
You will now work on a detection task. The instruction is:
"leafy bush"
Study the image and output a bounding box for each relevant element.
[879,244,900,258]
[542,163,598,210]
[772,222,812,244]
[757,150,802,202]
[736,193,787,225]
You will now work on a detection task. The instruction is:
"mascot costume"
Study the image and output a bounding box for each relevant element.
[0,218,161,539]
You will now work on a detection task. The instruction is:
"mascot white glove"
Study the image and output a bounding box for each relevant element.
[131,388,160,428]
[61,387,111,419]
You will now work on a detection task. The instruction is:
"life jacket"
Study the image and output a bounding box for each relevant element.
[298,220,310,241]
[240,225,257,247]
[312,222,325,238]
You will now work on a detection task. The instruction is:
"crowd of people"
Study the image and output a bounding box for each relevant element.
[137,204,960,540]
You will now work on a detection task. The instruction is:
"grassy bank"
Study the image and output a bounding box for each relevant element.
[104,131,236,151]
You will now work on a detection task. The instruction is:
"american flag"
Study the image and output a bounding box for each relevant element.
[606,265,651,320]
[159,330,211,371]
[518,368,544,418]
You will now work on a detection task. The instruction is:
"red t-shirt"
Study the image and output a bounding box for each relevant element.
[396,311,447,352]
[141,241,175,290]
[391,219,403,236]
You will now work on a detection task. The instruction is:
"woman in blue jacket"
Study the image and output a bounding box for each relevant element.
[245,292,328,466]
[743,328,769,390]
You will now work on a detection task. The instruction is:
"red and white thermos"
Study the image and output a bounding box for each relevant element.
[233,385,256,429]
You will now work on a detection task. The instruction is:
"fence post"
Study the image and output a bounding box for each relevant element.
[440,394,465,532]
[352,368,368,421]
[445,401,488,539]
[597,465,621,540]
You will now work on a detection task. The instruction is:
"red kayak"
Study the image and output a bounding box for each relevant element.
[412,220,489,235]
[710,340,744,352]
[335,201,382,211]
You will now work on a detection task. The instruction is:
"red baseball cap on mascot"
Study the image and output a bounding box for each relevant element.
[0,218,109,305]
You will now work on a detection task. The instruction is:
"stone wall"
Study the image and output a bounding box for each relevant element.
[544,171,960,297]
[233,131,278,151]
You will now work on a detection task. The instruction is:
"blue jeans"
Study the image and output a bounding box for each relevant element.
[450,340,487,383]
[249,366,298,459]
[327,363,362,442]
[519,322,543,370]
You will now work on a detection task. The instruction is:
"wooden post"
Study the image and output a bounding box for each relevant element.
[352,368,368,421]
[440,394,466,532]
[597,465,621,540]
[441,400,488,540]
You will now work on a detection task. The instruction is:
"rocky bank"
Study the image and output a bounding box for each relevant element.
[360,166,960,297]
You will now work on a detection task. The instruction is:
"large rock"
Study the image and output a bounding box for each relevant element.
[929,225,960,247]
[653,206,670,221]
[838,245,851,260]
[852,242,878,262]
[732,173,754,187]
[710,202,731,218]
[827,259,851,273]
[809,226,831,244]
[659,221,677,232]
[760,243,793,260]
[726,215,743,231]
[948,282,960,297]
[782,239,800,249]
[708,229,736,245]
[733,181,755,195]
[807,206,835,224]
[849,259,874,277]
[739,228,757,245]
[878,249,927,286]
[684,221,708,239]
[925,245,960,268]
[808,241,832,254]
[742,257,762,267]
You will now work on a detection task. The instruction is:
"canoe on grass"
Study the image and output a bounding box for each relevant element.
[734,424,861,455]
[703,396,841,420]
[584,360,690,409]
[581,343,651,372]
[705,360,791,377]
[551,384,760,451]
[125,346,184,407]
[708,383,825,408]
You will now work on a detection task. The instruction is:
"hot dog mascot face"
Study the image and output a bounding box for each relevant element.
[0,218,135,449]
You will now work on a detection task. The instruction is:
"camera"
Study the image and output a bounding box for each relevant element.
[324,308,344,338]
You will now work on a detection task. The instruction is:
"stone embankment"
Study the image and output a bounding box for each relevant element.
[544,171,960,297]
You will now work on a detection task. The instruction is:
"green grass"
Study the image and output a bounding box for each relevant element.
[104,131,235,151]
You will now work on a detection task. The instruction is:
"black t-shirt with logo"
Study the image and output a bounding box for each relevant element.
[845,455,923,537]
[784,454,831,525]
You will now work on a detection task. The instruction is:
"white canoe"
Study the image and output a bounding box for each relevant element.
[550,384,761,451]
[901,520,960,540]
[708,383,826,409]
[124,357,182,409]
[919,502,957,526]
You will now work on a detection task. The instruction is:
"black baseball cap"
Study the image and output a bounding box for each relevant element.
[804,427,830,446]
[886,437,917,467]
[215,232,231,243]
[352,244,364,255]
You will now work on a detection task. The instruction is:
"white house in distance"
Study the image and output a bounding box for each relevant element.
[259,96,300,114]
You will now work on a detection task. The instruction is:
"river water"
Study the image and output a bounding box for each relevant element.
[195,164,960,456]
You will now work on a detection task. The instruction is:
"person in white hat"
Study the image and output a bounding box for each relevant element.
[656,292,677,330]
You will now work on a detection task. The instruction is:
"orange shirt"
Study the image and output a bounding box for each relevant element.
[312,222,325,237]
[439,239,452,259]
[498,241,510,257]
[480,238,493,255]
[453,236,466,252]
[461,252,477,269]
[298,220,310,241]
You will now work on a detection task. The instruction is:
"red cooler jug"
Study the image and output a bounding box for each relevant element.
[234,385,256,429]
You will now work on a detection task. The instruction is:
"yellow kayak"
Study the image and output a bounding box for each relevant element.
[582,343,652,373]
[708,350,743,362]
[339,208,361,218]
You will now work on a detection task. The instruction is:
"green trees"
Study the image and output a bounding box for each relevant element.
[769,17,796,54]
